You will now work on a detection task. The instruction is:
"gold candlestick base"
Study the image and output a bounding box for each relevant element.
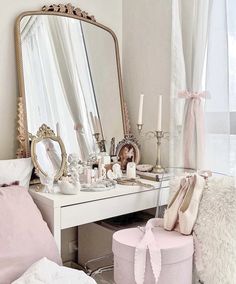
[99,139,106,153]
[152,165,165,174]
[93,133,106,153]
[152,130,165,174]
[93,132,100,142]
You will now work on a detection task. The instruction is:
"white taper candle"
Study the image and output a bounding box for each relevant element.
[157,95,163,131]
[138,94,144,125]
[90,112,97,133]
[95,116,102,135]
[56,122,60,136]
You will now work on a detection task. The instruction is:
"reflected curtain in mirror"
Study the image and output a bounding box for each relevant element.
[21,15,98,160]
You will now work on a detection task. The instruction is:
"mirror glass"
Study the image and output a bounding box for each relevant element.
[35,138,62,177]
[19,14,124,160]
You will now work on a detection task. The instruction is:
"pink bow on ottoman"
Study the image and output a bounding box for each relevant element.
[135,218,163,284]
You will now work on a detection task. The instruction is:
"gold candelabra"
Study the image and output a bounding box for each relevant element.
[136,124,167,174]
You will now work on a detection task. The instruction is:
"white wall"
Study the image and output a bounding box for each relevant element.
[0,0,122,159]
[122,0,172,167]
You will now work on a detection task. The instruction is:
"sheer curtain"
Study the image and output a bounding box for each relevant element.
[22,16,80,155]
[47,16,98,161]
[204,0,236,175]
[170,0,212,170]
[21,16,97,159]
[170,0,236,175]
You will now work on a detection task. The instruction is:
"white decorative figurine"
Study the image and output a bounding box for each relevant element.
[107,169,116,180]
[38,172,54,193]
[107,163,122,180]
[58,153,82,195]
[58,176,81,195]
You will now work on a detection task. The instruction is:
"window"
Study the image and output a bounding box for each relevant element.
[204,0,236,175]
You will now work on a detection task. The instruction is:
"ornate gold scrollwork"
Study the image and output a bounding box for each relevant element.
[42,3,96,22]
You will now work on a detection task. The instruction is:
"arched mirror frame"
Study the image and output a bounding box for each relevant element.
[31,124,67,181]
[15,3,130,158]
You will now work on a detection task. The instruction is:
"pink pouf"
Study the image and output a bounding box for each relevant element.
[112,226,193,284]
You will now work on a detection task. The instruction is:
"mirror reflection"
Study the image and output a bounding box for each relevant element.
[35,138,62,177]
[20,14,124,160]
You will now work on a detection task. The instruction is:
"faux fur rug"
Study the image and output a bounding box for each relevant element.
[193,176,236,284]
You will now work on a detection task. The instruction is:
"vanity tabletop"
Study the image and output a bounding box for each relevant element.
[29,178,169,208]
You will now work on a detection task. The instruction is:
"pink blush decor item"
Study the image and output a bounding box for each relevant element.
[0,186,62,284]
[113,220,193,284]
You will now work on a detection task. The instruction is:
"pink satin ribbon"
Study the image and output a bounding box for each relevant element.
[178,91,208,100]
[135,218,163,284]
[178,91,207,169]
[74,123,84,133]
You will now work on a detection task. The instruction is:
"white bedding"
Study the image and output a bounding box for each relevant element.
[12,258,97,284]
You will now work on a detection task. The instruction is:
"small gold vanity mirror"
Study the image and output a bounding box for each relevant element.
[31,124,67,181]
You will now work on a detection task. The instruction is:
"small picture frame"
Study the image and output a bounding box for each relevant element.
[116,135,141,171]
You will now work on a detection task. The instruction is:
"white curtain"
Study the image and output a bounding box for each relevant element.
[22,16,97,159]
[170,0,236,175]
[47,16,98,161]
[170,0,212,170]
[204,0,236,175]
[22,16,80,155]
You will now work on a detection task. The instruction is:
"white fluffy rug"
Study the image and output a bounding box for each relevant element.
[193,176,236,284]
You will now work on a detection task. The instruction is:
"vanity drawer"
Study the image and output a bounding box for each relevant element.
[61,189,159,229]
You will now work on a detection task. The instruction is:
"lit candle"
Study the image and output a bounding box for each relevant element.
[56,122,60,136]
[157,95,162,131]
[138,94,144,125]
[90,112,97,133]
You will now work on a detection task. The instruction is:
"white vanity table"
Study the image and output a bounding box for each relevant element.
[29,178,169,254]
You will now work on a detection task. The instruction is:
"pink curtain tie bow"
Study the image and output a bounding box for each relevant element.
[74,123,85,134]
[135,218,163,284]
[178,90,208,100]
[177,90,208,168]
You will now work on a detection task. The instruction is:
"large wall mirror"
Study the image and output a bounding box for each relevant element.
[15,4,129,161]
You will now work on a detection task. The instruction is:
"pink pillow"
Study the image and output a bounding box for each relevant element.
[0,186,62,284]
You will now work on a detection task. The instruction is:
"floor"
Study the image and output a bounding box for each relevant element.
[64,261,115,283]
[93,270,114,284]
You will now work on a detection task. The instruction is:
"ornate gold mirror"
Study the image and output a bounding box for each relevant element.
[15,4,130,160]
[31,124,67,181]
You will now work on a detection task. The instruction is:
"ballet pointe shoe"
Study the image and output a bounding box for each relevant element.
[164,177,190,231]
[179,174,205,235]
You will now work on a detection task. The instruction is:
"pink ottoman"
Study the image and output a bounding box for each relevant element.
[112,227,193,284]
